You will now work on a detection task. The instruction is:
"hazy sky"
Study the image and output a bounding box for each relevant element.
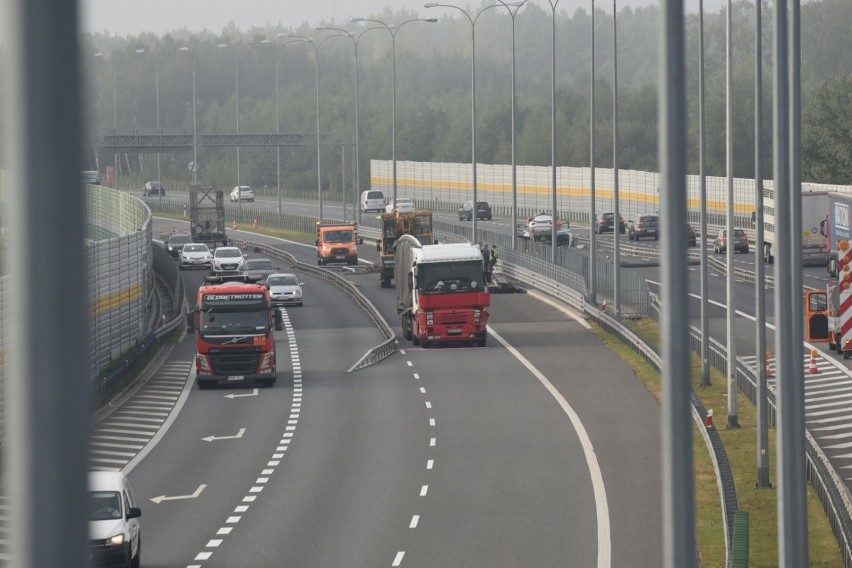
[82,0,724,37]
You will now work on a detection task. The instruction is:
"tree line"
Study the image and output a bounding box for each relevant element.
[73,0,852,196]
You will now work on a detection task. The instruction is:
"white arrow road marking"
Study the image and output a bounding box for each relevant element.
[224,388,259,399]
[202,428,246,442]
[150,484,207,504]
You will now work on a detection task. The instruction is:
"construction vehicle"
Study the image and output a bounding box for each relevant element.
[820,192,852,277]
[315,222,362,265]
[758,186,828,265]
[189,185,228,248]
[377,209,433,288]
[186,281,283,388]
[394,235,490,348]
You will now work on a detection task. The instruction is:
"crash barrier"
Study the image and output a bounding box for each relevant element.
[233,240,398,372]
[650,296,852,566]
[587,304,738,567]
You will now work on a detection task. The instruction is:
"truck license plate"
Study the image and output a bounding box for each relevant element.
[335,255,345,259]
[448,328,462,334]
[227,375,245,381]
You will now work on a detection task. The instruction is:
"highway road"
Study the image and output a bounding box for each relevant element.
[79,218,666,567]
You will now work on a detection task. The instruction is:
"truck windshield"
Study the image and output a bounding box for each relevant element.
[201,308,269,334]
[323,230,353,243]
[417,261,484,293]
[414,215,432,235]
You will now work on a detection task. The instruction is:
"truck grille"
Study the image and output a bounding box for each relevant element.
[433,310,471,326]
[331,247,349,255]
[211,351,261,374]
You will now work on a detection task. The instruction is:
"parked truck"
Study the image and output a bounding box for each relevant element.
[315,222,362,265]
[820,192,852,277]
[186,281,283,388]
[394,235,490,347]
[377,209,433,288]
[759,186,829,265]
[189,185,228,248]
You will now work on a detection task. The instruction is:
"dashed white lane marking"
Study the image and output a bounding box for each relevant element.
[426,459,434,470]
[392,551,406,566]
[420,485,429,497]
[409,515,420,528]
[185,308,301,568]
[425,401,432,409]
[406,361,413,367]
[428,418,436,427]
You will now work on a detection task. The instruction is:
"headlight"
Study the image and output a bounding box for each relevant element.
[106,534,125,547]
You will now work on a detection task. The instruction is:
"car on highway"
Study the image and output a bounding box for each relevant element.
[713,228,749,254]
[242,258,279,282]
[142,180,165,196]
[518,212,571,245]
[81,170,101,185]
[178,242,213,270]
[265,272,304,306]
[166,233,194,259]
[385,197,416,213]
[687,224,697,247]
[627,215,659,241]
[595,212,626,234]
[458,200,493,221]
[88,471,142,568]
[210,246,246,276]
[230,185,255,202]
[360,190,385,213]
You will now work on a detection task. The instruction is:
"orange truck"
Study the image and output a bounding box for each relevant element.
[314,222,362,266]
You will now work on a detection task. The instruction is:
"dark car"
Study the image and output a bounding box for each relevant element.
[517,213,571,246]
[242,258,279,282]
[595,212,626,234]
[458,200,492,221]
[713,228,749,254]
[687,224,697,247]
[627,215,659,241]
[142,181,165,196]
[166,233,193,259]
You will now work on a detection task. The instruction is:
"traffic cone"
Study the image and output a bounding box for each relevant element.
[172,225,176,234]
[705,409,714,429]
[232,220,237,231]
[809,349,819,375]
[253,218,259,230]
[765,351,773,378]
[601,300,607,313]
[184,226,188,235]
[159,227,165,239]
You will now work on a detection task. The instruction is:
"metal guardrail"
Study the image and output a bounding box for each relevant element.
[237,240,398,372]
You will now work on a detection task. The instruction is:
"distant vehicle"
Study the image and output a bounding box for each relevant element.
[627,215,659,241]
[385,197,416,214]
[266,273,304,307]
[687,224,697,247]
[315,223,361,266]
[142,181,165,196]
[209,246,246,278]
[189,186,228,248]
[360,190,385,213]
[243,258,279,282]
[179,243,213,270]
[230,185,255,202]
[713,228,749,254]
[595,212,626,234]
[518,213,570,245]
[458,201,492,221]
[81,170,101,185]
[166,233,194,259]
[88,471,141,568]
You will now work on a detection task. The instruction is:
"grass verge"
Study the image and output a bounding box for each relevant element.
[591,316,841,567]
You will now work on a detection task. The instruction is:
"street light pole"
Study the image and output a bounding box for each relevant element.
[547,0,561,263]
[589,0,597,304]
[349,18,436,216]
[178,46,198,184]
[424,3,501,245]
[93,52,118,188]
[612,0,621,317]
[217,43,242,216]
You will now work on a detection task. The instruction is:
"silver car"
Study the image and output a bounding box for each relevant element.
[266,273,304,306]
[178,243,212,270]
[243,258,279,282]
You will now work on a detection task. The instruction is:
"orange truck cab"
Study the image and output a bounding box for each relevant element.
[315,223,362,266]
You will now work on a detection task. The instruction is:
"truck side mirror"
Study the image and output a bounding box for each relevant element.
[315,239,321,246]
[273,308,283,331]
[186,312,195,334]
[358,237,364,245]
[819,219,827,237]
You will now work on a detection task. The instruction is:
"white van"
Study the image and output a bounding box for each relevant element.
[89,471,142,568]
[361,190,385,213]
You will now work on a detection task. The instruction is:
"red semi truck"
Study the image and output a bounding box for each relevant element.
[394,235,490,347]
[187,282,283,389]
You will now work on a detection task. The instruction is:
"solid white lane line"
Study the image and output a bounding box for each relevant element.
[488,325,612,568]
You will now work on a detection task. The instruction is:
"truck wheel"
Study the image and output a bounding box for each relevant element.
[196,379,211,390]
[477,333,487,347]
[263,378,276,387]
[402,316,412,340]
[845,351,851,360]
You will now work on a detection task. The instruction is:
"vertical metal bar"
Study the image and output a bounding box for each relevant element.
[276,50,282,215]
[773,0,807,564]
[511,8,518,250]
[589,0,597,305]
[236,48,242,217]
[315,45,323,222]
[472,22,479,245]
[391,33,398,206]
[342,146,347,220]
[354,40,361,225]
[725,0,739,427]
[698,0,710,387]
[659,1,695,565]
[613,0,621,317]
[4,1,90,567]
[192,56,198,184]
[754,0,770,488]
[550,1,558,263]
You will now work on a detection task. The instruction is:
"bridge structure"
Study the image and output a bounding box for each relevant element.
[86,129,354,152]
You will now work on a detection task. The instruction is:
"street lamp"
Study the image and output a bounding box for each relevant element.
[612,0,621,315]
[545,0,561,263]
[350,17,436,218]
[217,42,243,216]
[424,2,502,245]
[588,0,597,304]
[93,52,118,188]
[497,1,528,250]
[316,24,385,225]
[178,46,198,184]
